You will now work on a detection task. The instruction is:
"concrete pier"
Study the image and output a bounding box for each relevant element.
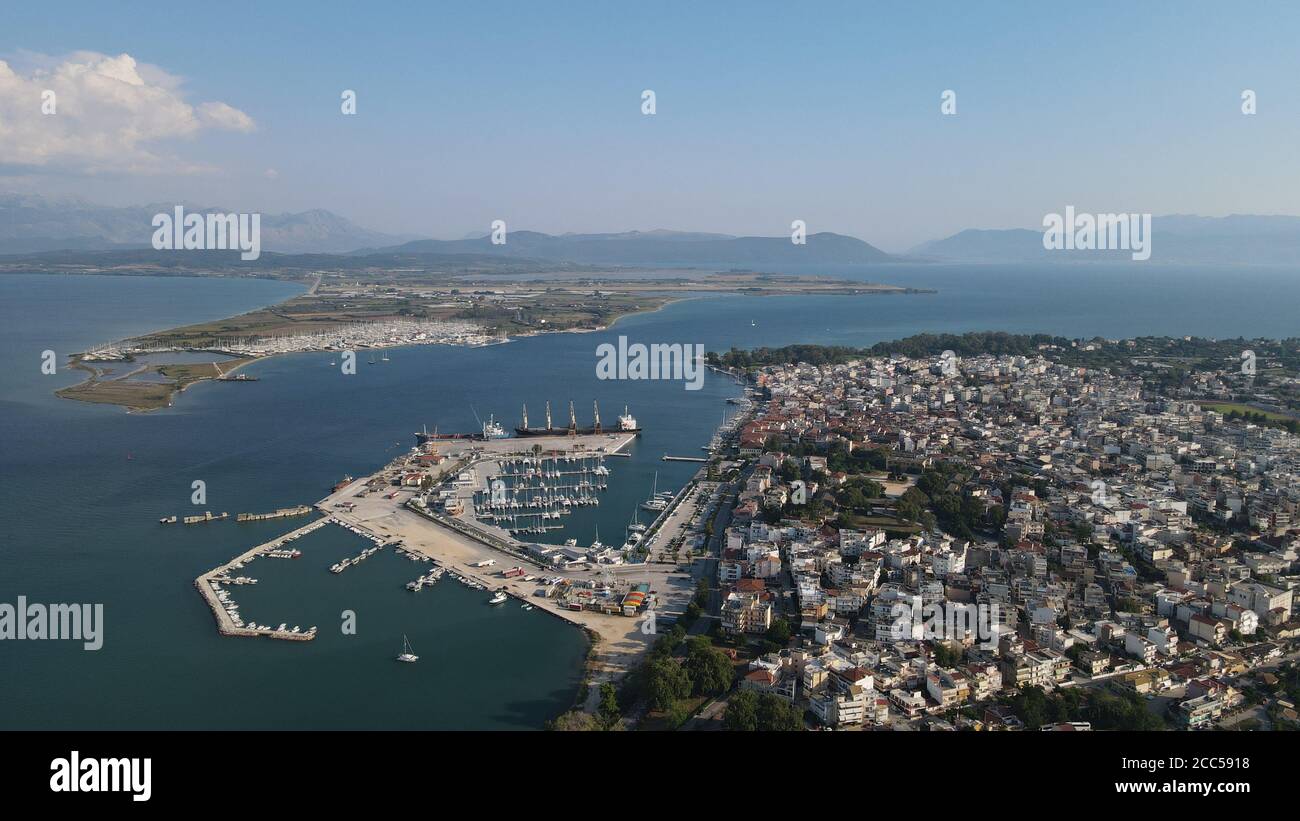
[194,516,330,641]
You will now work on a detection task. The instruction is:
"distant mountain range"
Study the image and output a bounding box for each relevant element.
[0,194,422,255]
[7,193,1300,266]
[350,229,894,265]
[911,215,1300,265]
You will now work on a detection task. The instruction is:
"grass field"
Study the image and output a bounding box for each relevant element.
[1196,401,1299,423]
[57,357,257,412]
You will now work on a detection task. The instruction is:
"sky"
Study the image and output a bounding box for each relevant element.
[3,1,1299,251]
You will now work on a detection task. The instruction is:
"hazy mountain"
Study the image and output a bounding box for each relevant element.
[910,215,1300,264]
[0,246,573,276]
[0,193,423,254]
[352,230,895,265]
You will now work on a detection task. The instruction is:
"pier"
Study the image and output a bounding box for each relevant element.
[236,504,312,522]
[305,424,760,713]
[194,516,331,641]
[662,454,707,462]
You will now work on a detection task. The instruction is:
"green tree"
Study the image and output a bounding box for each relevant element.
[755,693,803,730]
[644,657,691,711]
[548,710,600,731]
[597,682,621,728]
[766,618,792,646]
[722,689,759,731]
[684,641,734,696]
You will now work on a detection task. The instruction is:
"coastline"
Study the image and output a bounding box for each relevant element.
[51,282,925,413]
[56,352,260,413]
[187,423,734,728]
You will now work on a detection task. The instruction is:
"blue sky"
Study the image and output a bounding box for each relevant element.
[3,1,1299,250]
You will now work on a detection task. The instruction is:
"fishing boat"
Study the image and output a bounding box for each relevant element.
[396,634,418,663]
[488,591,508,605]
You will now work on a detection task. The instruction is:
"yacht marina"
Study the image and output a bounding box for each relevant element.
[188,396,745,701]
[194,515,335,641]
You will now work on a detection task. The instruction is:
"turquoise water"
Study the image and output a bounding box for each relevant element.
[1,265,1298,729]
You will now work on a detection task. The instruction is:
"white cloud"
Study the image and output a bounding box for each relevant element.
[0,51,256,175]
[198,101,255,133]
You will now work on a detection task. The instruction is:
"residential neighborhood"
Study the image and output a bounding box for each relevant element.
[613,337,1300,732]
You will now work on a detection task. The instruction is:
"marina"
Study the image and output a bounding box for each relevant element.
[327,524,391,573]
[472,451,613,536]
[307,429,704,696]
[194,516,333,641]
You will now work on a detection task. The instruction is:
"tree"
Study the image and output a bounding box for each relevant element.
[644,657,691,711]
[932,642,963,668]
[766,618,792,646]
[722,689,759,731]
[685,642,734,696]
[549,710,600,731]
[755,693,803,730]
[598,682,621,728]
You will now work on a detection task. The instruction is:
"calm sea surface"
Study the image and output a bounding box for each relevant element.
[1,264,1298,728]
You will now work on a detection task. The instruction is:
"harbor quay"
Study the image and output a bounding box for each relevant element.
[316,432,704,697]
[194,517,332,641]
[190,428,728,707]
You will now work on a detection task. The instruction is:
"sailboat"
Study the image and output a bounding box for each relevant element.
[381,351,390,362]
[627,506,646,534]
[396,634,418,663]
[641,471,669,512]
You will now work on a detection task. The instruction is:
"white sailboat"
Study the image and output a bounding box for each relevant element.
[627,506,646,534]
[640,471,668,512]
[396,634,418,663]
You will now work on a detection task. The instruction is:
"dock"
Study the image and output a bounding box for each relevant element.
[236,505,312,523]
[194,516,330,641]
[327,520,390,573]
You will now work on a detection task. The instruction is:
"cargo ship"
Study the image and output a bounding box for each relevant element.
[414,415,509,445]
[513,401,642,437]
